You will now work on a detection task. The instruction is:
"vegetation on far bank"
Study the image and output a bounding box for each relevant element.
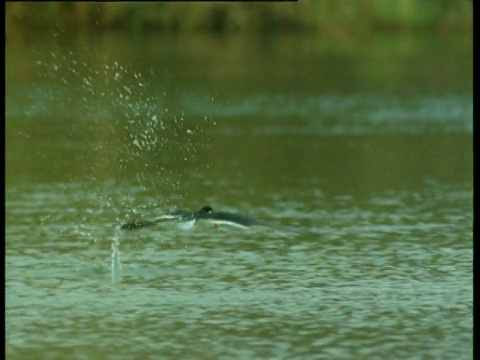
[6,1,472,39]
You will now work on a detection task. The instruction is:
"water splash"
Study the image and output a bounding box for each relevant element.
[111,231,122,284]
[31,48,212,211]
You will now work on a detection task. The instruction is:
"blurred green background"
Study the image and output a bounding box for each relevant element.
[6,1,472,37]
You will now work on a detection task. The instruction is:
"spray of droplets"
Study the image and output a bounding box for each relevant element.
[34,45,213,213]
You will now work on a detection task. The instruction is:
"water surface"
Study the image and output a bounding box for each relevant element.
[6,31,472,359]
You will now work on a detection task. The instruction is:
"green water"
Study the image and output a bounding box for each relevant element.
[6,30,472,359]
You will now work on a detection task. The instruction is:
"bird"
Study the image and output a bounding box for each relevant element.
[196,208,257,229]
[120,205,258,230]
[120,205,212,230]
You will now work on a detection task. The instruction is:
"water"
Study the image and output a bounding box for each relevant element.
[6,31,472,359]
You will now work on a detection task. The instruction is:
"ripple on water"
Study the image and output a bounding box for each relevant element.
[5,181,472,359]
